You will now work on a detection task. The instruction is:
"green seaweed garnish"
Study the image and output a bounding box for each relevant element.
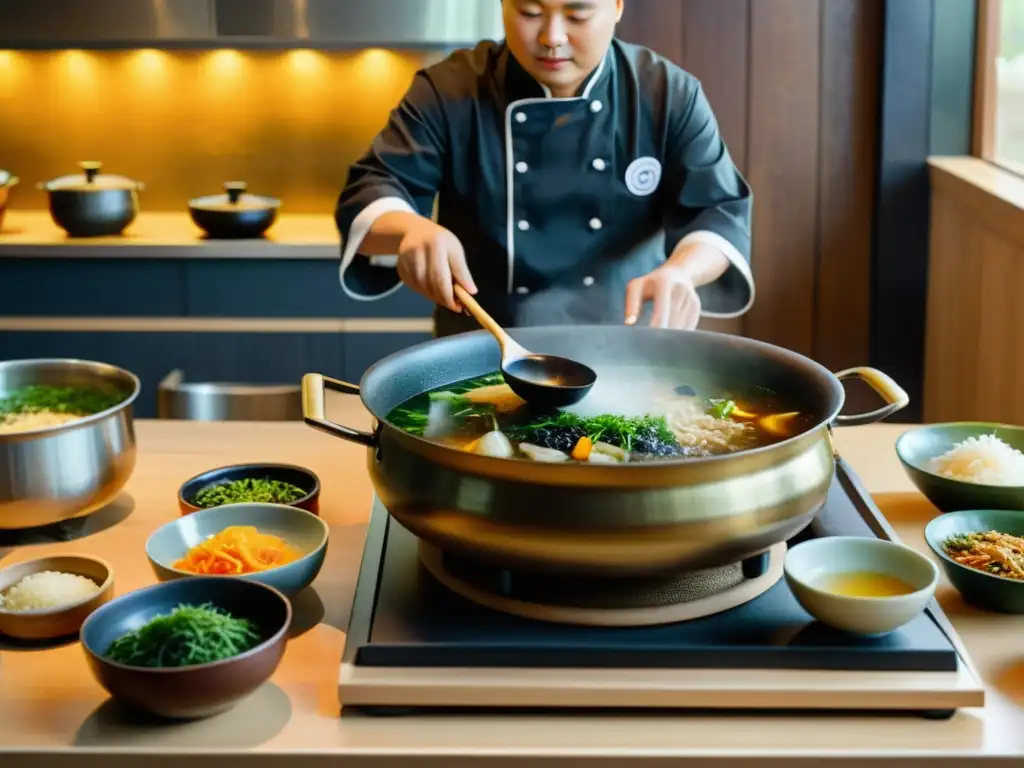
[507,412,677,452]
[0,385,125,418]
[104,603,262,668]
[194,477,306,508]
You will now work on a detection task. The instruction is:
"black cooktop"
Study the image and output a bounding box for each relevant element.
[345,459,960,674]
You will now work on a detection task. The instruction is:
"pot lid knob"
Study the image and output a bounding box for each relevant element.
[223,181,247,205]
[78,161,102,184]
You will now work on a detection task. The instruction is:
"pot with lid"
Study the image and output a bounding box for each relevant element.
[188,181,280,239]
[0,169,18,231]
[38,161,144,237]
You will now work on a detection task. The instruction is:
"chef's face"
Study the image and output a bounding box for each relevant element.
[503,0,623,97]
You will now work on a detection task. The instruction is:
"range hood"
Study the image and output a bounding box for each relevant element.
[0,0,504,49]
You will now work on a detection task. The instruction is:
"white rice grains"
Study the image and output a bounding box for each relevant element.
[0,570,100,612]
[928,434,1024,486]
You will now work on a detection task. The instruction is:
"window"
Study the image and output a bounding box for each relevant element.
[977,0,1024,173]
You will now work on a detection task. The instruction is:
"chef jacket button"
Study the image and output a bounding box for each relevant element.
[518,220,530,232]
[583,276,596,287]
[592,158,606,171]
[516,286,530,295]
[515,112,527,124]
[590,100,603,113]
[589,218,603,231]
[515,161,528,174]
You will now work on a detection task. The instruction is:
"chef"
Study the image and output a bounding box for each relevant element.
[335,0,754,337]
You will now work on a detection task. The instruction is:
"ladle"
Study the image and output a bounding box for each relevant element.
[453,285,597,407]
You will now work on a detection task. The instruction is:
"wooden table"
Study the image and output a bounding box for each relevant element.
[2,416,1024,767]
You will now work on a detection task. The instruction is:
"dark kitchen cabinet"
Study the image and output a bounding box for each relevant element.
[0,330,429,417]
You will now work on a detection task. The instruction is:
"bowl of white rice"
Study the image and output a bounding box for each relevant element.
[0,554,114,640]
[896,423,1024,513]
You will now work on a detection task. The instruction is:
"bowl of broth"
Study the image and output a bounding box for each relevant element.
[784,537,939,636]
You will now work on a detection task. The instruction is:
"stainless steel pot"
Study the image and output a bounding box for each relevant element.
[0,359,140,530]
[188,181,280,239]
[38,161,144,237]
[302,327,909,577]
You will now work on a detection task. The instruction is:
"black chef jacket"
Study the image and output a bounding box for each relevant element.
[336,38,754,337]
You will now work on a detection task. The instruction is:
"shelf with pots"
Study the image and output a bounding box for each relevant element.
[0,162,340,259]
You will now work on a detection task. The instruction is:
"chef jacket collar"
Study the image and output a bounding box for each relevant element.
[499,43,612,103]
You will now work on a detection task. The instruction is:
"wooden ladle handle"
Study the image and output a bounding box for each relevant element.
[453,284,522,359]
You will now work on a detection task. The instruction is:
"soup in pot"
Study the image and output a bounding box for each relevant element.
[386,370,812,464]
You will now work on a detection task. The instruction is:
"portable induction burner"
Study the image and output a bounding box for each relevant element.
[340,459,985,718]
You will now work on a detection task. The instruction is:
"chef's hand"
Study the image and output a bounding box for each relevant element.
[396,218,478,313]
[624,264,702,330]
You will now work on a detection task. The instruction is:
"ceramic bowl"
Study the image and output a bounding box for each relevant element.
[0,554,114,640]
[178,463,320,516]
[146,502,328,597]
[924,508,1024,613]
[896,422,1024,513]
[80,576,290,719]
[784,536,939,636]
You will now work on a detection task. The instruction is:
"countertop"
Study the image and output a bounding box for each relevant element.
[0,211,339,259]
[2,416,1024,767]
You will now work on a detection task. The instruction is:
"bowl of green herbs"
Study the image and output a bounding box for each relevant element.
[80,576,291,719]
[178,463,320,517]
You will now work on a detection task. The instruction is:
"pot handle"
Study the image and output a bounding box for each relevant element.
[301,373,377,447]
[832,367,910,427]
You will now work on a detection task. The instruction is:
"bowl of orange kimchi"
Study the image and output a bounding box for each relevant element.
[145,503,328,597]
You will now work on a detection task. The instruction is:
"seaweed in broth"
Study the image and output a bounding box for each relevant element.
[386,371,810,464]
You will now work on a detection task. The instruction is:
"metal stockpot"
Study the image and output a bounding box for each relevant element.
[302,327,909,577]
[39,161,143,237]
[0,359,140,529]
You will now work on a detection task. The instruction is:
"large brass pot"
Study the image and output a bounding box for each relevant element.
[303,327,908,577]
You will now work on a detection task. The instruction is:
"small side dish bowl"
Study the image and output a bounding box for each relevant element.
[177,463,320,517]
[147,502,328,597]
[784,537,938,636]
[896,422,1024,513]
[924,508,1024,613]
[0,554,114,640]
[80,576,291,719]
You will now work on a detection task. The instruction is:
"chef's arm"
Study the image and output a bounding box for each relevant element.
[664,239,730,287]
[357,211,434,256]
[663,80,754,319]
[335,73,447,301]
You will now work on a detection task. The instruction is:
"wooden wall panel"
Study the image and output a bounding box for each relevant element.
[744,0,822,356]
[678,0,750,338]
[924,160,1024,425]
[815,0,882,372]
[616,1,685,63]
[922,195,979,422]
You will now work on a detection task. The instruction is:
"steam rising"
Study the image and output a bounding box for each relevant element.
[510,286,702,420]
[512,284,656,329]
